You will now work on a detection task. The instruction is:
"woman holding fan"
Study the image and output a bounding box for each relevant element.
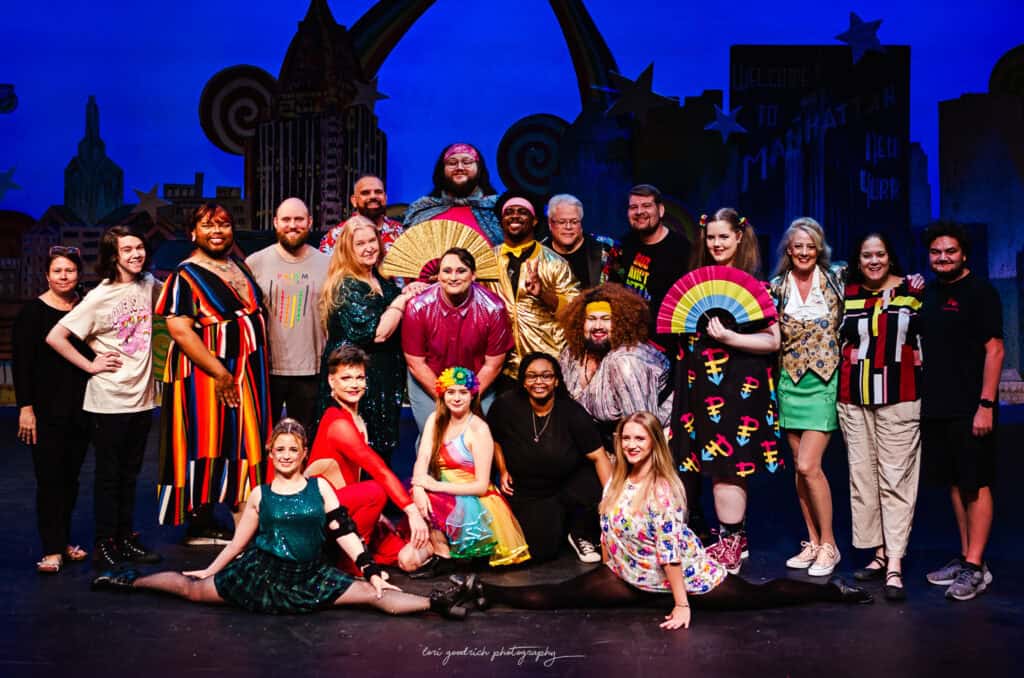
[668,208,781,574]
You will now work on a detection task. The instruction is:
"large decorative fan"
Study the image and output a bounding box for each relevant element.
[379,219,500,281]
[657,265,777,334]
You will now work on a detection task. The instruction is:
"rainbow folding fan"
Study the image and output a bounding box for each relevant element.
[656,265,777,334]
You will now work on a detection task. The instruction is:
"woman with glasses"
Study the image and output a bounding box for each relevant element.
[408,366,529,578]
[487,352,612,563]
[14,246,93,573]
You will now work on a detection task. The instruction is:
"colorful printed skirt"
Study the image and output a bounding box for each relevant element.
[427,488,531,566]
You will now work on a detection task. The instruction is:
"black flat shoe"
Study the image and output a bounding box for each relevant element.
[91,569,140,592]
[408,555,456,580]
[884,571,907,602]
[853,555,887,581]
[828,576,874,604]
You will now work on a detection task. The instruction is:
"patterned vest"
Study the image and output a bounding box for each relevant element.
[770,264,845,384]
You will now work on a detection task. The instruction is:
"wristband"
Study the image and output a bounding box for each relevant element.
[979,398,994,409]
[674,603,689,609]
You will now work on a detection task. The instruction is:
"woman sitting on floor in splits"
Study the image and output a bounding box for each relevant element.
[408,366,530,578]
[468,411,871,630]
[92,419,470,618]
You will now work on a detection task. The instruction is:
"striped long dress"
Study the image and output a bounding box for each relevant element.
[154,261,272,525]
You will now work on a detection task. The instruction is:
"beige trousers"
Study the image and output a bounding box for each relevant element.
[837,400,921,558]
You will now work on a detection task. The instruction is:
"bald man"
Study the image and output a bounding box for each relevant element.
[246,198,329,432]
[319,175,405,256]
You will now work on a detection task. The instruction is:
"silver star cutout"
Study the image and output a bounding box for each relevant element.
[602,64,677,122]
[350,78,389,113]
[131,184,170,224]
[704,105,748,143]
[835,12,885,63]
[0,167,21,201]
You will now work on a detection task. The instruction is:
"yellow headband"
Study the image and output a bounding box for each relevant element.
[585,301,612,315]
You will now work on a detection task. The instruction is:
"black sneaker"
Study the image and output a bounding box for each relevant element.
[184,524,233,546]
[119,533,162,564]
[91,569,140,592]
[93,538,124,568]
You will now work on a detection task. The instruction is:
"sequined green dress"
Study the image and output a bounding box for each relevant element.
[317,272,405,464]
[214,480,353,613]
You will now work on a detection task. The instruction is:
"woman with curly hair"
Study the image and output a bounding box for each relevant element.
[408,366,530,577]
[487,352,612,563]
[557,283,672,449]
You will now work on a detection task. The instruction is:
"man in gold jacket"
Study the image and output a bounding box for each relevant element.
[492,194,580,382]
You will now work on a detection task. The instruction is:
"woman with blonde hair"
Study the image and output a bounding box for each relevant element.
[466,411,870,630]
[768,217,846,576]
[315,216,425,463]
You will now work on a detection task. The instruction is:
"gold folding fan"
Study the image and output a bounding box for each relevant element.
[380,219,500,281]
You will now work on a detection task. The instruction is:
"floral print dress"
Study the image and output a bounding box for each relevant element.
[600,480,727,594]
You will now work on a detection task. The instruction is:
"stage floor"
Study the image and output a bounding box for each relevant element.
[2,407,1021,677]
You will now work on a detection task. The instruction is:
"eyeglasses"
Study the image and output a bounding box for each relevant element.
[524,372,556,382]
[49,246,81,257]
[550,218,582,227]
[444,159,478,168]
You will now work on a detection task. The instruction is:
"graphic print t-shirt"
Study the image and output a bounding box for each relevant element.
[246,246,329,376]
[60,274,161,413]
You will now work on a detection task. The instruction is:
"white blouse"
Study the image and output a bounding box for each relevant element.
[783,267,829,321]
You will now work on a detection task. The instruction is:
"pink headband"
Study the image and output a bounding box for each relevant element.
[502,197,535,216]
[443,143,479,161]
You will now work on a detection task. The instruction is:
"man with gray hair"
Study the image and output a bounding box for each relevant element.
[542,193,620,289]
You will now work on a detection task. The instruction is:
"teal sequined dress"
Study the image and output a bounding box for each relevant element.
[317,272,405,463]
[214,481,353,613]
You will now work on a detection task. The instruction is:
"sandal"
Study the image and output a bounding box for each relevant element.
[853,555,887,581]
[884,571,906,602]
[36,555,62,574]
[65,545,89,562]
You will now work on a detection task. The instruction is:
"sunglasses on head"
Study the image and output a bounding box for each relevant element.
[49,246,81,257]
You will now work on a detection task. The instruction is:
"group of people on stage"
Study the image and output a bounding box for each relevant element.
[14,141,1003,629]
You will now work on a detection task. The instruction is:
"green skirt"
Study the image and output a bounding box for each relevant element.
[778,370,838,432]
[214,548,353,614]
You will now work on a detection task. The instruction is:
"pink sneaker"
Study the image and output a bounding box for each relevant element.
[706,532,744,574]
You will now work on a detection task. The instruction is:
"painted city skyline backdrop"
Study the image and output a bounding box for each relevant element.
[2,0,1022,222]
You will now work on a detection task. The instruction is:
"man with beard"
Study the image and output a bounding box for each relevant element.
[557,283,672,450]
[402,247,513,431]
[542,193,620,289]
[610,184,691,358]
[403,143,503,244]
[155,202,272,544]
[319,175,405,256]
[919,223,1004,601]
[493,194,580,382]
[247,197,329,433]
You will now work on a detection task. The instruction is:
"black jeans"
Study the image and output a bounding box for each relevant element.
[91,410,152,541]
[269,374,320,434]
[508,464,602,562]
[32,414,90,554]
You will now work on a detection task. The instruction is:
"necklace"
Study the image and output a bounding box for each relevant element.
[531,407,553,443]
[198,257,234,274]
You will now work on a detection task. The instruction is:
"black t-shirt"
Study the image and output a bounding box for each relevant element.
[612,227,691,353]
[486,392,603,499]
[919,271,1003,418]
[561,243,591,289]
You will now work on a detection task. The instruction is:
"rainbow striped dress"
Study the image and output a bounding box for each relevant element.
[154,260,272,525]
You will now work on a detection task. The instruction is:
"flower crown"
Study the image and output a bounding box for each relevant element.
[699,213,748,229]
[434,366,480,396]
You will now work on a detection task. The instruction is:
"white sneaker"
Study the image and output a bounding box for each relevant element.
[785,541,820,569]
[568,534,601,563]
[807,542,841,577]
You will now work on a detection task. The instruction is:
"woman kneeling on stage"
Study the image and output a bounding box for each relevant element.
[91,419,470,618]
[468,411,871,630]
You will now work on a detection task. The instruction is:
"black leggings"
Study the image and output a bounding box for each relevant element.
[483,564,845,611]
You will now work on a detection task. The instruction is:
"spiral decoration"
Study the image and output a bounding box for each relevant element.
[497,114,570,197]
[199,65,277,156]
